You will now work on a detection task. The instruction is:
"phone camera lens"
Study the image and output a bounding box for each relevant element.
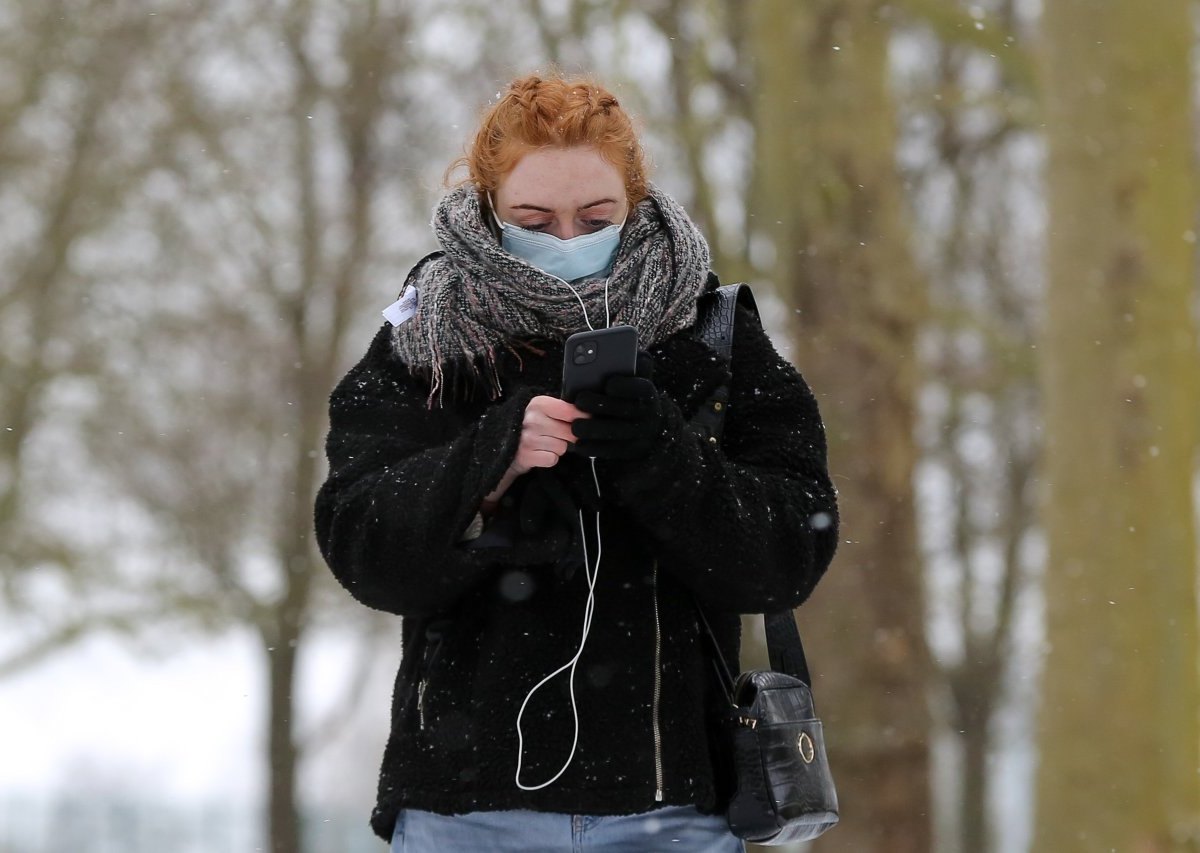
[573,341,598,366]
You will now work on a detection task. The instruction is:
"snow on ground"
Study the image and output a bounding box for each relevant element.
[0,630,263,802]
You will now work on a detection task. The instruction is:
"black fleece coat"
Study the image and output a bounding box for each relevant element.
[313,296,839,841]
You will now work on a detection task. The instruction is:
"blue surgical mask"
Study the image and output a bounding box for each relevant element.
[490,197,623,282]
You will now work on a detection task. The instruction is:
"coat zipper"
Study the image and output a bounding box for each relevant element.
[413,620,449,733]
[651,560,664,802]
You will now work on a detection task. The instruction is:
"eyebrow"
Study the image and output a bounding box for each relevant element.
[510,198,618,213]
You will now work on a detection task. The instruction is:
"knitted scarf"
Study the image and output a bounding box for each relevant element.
[391,183,712,403]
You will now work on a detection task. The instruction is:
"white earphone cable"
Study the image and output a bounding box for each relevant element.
[603,275,611,329]
[561,279,594,332]
[514,280,613,791]
[514,459,603,791]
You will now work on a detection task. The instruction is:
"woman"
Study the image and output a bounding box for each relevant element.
[314,73,839,853]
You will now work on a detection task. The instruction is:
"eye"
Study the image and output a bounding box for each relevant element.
[583,219,613,231]
[521,221,551,232]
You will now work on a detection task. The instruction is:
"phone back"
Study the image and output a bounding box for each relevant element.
[561,325,638,402]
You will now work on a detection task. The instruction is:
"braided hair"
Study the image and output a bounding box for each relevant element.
[446,73,648,206]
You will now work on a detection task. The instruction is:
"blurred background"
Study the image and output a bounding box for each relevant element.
[1,0,1196,851]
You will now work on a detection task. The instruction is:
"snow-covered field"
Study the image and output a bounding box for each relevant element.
[0,627,395,851]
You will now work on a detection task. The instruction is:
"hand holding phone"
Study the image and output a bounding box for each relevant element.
[482,395,586,512]
[512,396,585,474]
[569,351,665,461]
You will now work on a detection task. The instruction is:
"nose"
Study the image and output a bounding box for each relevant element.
[548,219,581,240]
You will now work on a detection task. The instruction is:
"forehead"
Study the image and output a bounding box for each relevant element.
[499,146,625,208]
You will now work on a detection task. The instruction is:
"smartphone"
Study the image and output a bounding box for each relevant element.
[561,325,638,403]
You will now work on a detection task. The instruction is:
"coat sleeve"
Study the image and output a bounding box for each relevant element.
[313,326,560,617]
[605,307,840,613]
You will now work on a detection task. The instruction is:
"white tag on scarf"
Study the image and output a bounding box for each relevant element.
[382,286,420,326]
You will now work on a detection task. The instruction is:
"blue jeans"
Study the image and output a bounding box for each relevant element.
[390,805,746,853]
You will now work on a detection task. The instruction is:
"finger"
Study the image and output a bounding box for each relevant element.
[521,434,572,457]
[519,448,564,469]
[529,395,589,423]
[516,441,571,472]
[524,412,580,444]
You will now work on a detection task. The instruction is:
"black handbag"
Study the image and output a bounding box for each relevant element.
[692,282,840,845]
[694,604,840,844]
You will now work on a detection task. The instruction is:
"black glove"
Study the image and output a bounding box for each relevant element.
[570,353,665,460]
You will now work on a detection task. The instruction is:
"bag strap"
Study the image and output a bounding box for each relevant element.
[689,282,758,445]
[691,281,814,692]
[697,281,759,361]
[695,601,814,695]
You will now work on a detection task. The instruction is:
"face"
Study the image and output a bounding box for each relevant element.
[493,146,629,240]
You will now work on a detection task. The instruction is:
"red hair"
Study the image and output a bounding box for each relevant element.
[448,73,649,206]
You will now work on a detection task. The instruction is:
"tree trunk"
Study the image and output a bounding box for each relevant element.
[264,626,303,853]
[953,658,998,853]
[749,2,933,851]
[1034,0,1200,850]
[960,724,986,853]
